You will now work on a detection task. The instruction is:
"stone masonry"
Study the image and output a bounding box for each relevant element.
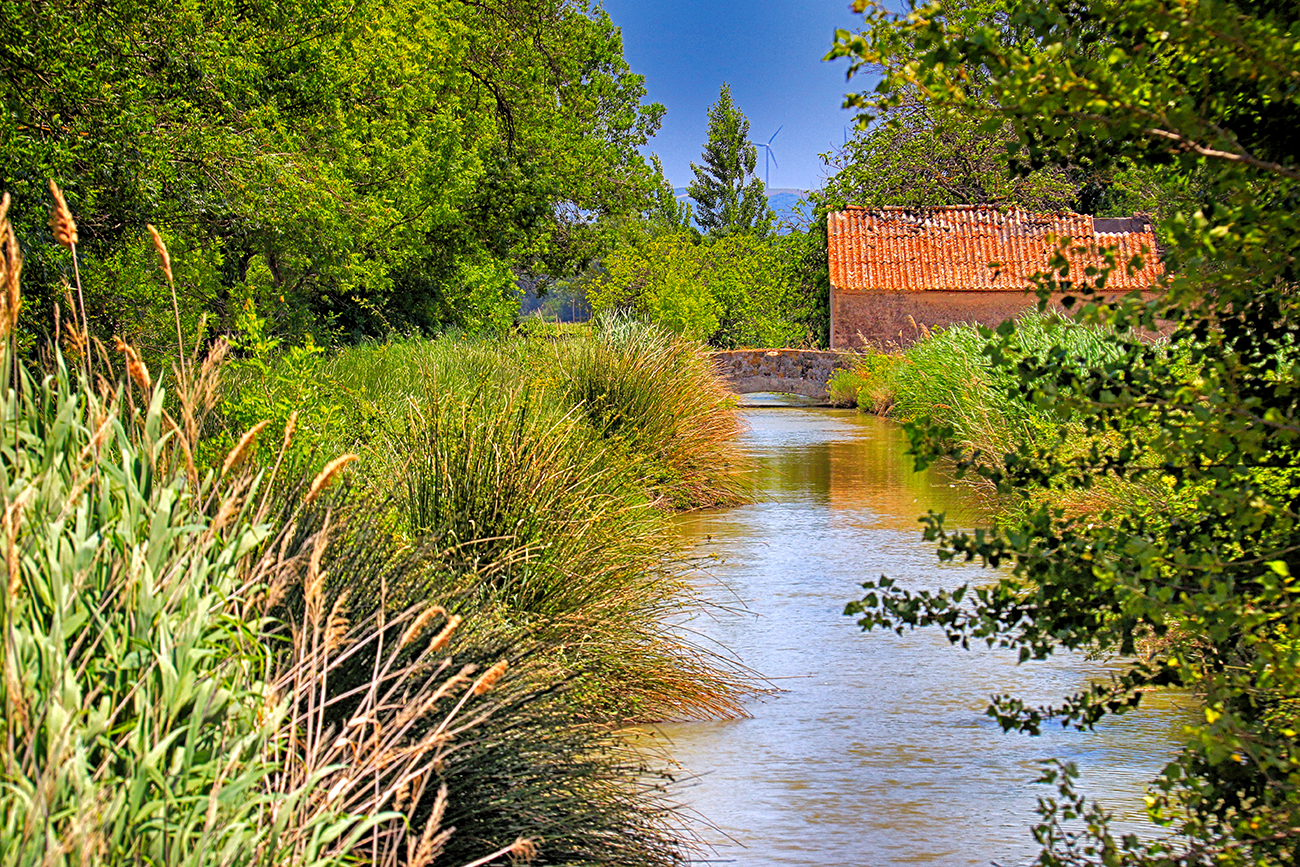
[711,349,857,403]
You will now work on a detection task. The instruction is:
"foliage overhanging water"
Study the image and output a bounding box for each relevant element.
[656,402,1193,866]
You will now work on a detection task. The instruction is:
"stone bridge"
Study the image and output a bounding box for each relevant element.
[711,349,858,403]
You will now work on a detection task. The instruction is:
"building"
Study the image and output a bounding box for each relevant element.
[827,205,1163,349]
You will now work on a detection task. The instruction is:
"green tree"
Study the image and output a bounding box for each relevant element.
[820,83,1206,219]
[648,154,695,234]
[589,232,803,347]
[687,84,773,237]
[831,0,1300,863]
[0,0,663,351]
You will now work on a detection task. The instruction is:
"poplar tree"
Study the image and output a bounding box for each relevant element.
[687,84,772,237]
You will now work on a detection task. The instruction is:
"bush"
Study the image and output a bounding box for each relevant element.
[208,320,754,725]
[588,232,804,347]
[0,202,739,864]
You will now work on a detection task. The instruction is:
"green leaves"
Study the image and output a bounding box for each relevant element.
[589,232,805,348]
[1,0,663,348]
[687,84,774,239]
[834,0,1300,859]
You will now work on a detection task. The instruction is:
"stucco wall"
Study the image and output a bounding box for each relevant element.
[831,289,1163,350]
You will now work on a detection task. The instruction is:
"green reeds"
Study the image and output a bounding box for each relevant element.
[0,192,711,865]
[553,314,749,510]
[835,310,1161,515]
[213,317,756,722]
[0,347,400,866]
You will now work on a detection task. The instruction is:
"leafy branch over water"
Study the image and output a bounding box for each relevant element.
[833,0,1300,861]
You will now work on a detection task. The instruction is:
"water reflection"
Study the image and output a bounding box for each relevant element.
[661,403,1192,866]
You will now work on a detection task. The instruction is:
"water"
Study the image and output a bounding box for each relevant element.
[656,403,1192,866]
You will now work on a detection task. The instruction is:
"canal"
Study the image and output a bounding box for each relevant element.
[656,400,1192,866]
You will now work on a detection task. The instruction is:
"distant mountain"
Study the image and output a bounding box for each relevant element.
[672,187,812,233]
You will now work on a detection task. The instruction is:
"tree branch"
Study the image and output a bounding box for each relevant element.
[1146,128,1300,181]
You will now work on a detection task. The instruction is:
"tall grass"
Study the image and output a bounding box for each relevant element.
[831,311,1148,512]
[555,313,748,510]
[1,193,715,865]
[0,348,458,865]
[212,316,755,724]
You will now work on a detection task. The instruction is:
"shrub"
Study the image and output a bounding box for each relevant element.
[589,232,804,348]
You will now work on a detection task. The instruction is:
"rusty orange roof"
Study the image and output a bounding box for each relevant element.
[827,206,1163,292]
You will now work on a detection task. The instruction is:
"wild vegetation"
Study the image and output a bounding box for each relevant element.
[827,312,1156,516]
[0,0,665,354]
[0,184,752,863]
[588,87,826,348]
[831,0,1300,863]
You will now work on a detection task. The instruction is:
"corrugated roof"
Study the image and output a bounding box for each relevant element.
[827,205,1163,292]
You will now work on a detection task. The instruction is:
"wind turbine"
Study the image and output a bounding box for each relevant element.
[754,126,781,188]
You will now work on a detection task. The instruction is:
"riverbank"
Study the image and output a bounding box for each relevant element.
[826,311,1166,518]
[2,280,753,866]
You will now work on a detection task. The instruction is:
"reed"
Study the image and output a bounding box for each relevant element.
[209,317,756,723]
[0,192,705,866]
[834,310,1162,514]
[551,313,749,510]
[317,336,752,722]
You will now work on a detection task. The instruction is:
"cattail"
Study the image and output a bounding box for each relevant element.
[114,337,151,392]
[305,454,359,505]
[399,605,447,649]
[427,614,462,652]
[48,180,77,249]
[471,659,508,696]
[222,420,270,475]
[146,225,173,285]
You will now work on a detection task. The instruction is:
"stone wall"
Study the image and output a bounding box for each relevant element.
[711,349,858,402]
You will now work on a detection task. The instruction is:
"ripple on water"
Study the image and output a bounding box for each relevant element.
[660,402,1195,866]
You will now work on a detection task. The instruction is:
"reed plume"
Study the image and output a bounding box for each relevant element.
[114,337,152,393]
[471,659,508,696]
[305,453,359,504]
[399,604,447,649]
[427,614,462,652]
[47,181,77,249]
[221,419,270,475]
[0,193,20,338]
[147,224,187,382]
[49,181,90,379]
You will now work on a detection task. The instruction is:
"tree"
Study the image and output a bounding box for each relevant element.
[831,0,1300,863]
[819,84,1207,218]
[687,84,772,237]
[0,0,664,351]
[648,154,694,234]
[588,232,803,347]
[821,88,1080,211]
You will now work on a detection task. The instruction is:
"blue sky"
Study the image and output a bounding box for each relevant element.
[601,0,872,193]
